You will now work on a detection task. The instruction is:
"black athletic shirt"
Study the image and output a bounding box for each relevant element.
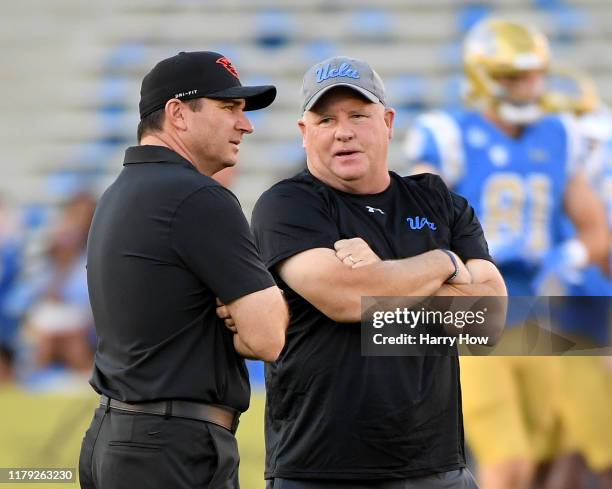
[87,145,274,411]
[251,170,492,480]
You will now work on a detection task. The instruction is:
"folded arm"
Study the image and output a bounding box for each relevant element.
[277,246,469,323]
[223,286,288,361]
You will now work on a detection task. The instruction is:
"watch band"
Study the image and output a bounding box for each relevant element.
[440,249,459,283]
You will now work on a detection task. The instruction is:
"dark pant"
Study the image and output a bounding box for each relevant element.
[79,406,240,489]
[267,469,479,489]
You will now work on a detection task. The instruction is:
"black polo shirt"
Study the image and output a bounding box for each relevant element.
[87,145,274,412]
[251,170,492,480]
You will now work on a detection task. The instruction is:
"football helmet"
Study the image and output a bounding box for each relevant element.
[463,18,550,125]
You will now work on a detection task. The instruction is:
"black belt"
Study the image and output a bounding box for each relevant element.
[100,395,240,433]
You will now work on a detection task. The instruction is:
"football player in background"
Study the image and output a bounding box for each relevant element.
[541,68,612,489]
[404,18,609,489]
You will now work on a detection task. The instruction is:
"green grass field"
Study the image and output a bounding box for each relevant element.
[236,392,267,488]
[0,385,267,488]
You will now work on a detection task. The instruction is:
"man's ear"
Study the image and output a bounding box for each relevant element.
[164,99,188,132]
[384,107,396,140]
[298,118,307,148]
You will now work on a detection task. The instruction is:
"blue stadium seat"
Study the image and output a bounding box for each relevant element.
[97,107,135,143]
[347,9,395,43]
[98,77,133,108]
[105,43,147,72]
[533,0,566,9]
[302,41,340,65]
[45,171,98,200]
[456,4,493,34]
[547,5,587,44]
[442,74,465,110]
[385,74,427,113]
[70,141,120,170]
[254,10,295,49]
[440,40,463,70]
[393,107,422,134]
[268,141,306,169]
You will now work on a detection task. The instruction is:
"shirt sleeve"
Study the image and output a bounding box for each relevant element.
[251,182,341,270]
[449,190,494,264]
[171,186,275,304]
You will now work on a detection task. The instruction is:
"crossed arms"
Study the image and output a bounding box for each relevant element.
[218,240,506,358]
[278,238,506,323]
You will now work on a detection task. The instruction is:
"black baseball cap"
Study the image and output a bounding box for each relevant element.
[139,51,277,119]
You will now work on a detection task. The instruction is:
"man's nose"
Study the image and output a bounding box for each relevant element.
[237,111,254,134]
[335,121,354,141]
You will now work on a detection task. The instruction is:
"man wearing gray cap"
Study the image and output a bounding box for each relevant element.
[79,51,288,489]
[249,56,506,488]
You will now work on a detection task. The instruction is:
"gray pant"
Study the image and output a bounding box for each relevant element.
[79,406,239,489]
[267,468,479,489]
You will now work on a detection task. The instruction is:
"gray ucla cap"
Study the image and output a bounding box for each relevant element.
[301,56,386,112]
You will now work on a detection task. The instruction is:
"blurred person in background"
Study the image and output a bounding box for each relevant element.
[0,195,23,383]
[541,68,612,489]
[405,18,609,489]
[12,192,96,379]
[0,344,13,383]
[22,192,95,374]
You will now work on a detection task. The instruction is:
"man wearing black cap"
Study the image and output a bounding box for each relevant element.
[78,51,288,489]
[246,57,507,488]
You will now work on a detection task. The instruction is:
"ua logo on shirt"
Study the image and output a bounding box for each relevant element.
[365,206,385,215]
[407,216,437,230]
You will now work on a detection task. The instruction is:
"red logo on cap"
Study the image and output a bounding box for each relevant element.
[216,57,239,79]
